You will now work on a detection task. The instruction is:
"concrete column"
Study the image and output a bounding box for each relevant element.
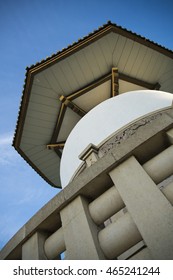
[143,145,173,184]
[22,231,47,260]
[44,227,65,260]
[166,128,173,144]
[109,156,173,260]
[89,186,125,225]
[60,195,105,260]
[161,181,173,205]
[98,212,142,259]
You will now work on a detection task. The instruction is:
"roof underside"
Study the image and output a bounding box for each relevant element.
[13,22,173,188]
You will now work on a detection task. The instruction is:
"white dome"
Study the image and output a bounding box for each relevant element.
[60,90,173,187]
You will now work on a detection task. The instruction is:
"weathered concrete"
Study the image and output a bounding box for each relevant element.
[0,108,173,260]
[89,186,125,225]
[166,127,173,144]
[98,212,142,259]
[60,195,105,259]
[118,241,147,260]
[22,231,47,260]
[109,156,173,259]
[44,227,65,260]
[162,181,173,205]
[129,247,153,260]
[143,145,173,184]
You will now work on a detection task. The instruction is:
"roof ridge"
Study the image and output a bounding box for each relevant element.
[25,21,173,72]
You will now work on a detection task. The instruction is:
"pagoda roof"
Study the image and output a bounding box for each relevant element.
[13,21,173,188]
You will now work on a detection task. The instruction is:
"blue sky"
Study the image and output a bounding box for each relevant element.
[0,0,173,250]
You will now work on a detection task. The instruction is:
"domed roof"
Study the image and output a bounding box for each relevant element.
[60,90,173,187]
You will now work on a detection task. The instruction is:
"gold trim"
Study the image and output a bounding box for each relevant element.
[67,72,111,101]
[51,71,159,148]
[51,103,67,143]
[111,68,119,97]
[59,95,86,117]
[119,73,159,90]
[47,142,65,150]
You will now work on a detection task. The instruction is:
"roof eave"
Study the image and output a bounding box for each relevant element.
[12,21,173,188]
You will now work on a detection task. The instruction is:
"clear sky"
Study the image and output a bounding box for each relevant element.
[0,0,173,250]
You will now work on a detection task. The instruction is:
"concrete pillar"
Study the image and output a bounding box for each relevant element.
[89,186,125,225]
[60,195,105,260]
[22,231,47,260]
[161,181,173,205]
[166,128,173,144]
[98,212,142,259]
[109,156,173,260]
[143,145,173,184]
[44,227,65,260]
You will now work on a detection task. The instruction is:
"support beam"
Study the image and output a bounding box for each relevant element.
[161,181,173,205]
[50,102,67,143]
[60,195,105,260]
[59,95,86,117]
[89,186,125,225]
[47,142,65,150]
[68,72,111,100]
[67,70,159,101]
[44,227,65,260]
[98,212,142,259]
[46,142,65,159]
[119,73,160,90]
[142,145,173,184]
[166,128,173,144]
[109,156,173,260]
[51,70,160,146]
[22,231,47,260]
[111,67,119,96]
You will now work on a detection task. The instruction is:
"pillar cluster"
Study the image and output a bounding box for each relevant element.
[20,127,173,260]
[1,109,173,260]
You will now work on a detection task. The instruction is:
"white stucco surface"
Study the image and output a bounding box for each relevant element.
[60,90,173,187]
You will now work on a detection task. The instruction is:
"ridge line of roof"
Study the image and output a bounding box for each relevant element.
[26,21,173,72]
